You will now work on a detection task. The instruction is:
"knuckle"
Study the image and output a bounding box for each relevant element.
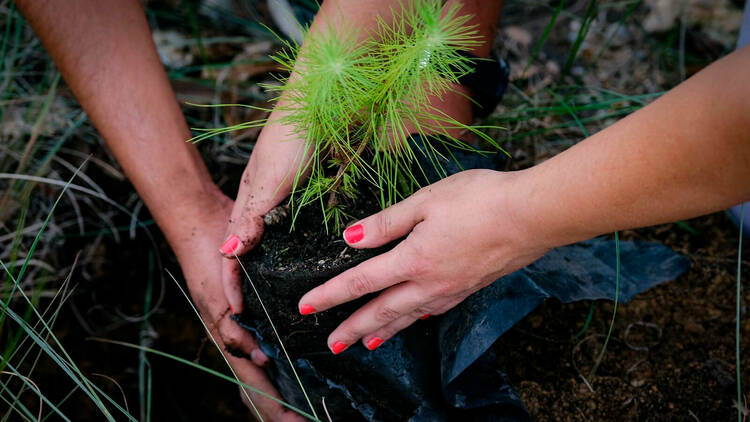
[411,306,431,318]
[374,211,393,238]
[222,328,242,348]
[432,281,455,298]
[374,304,401,324]
[218,317,243,347]
[347,270,374,298]
[402,252,429,279]
[315,288,332,308]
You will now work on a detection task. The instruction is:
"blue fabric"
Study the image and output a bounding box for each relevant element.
[728,0,749,237]
[739,0,750,49]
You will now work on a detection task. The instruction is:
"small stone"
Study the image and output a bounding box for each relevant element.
[317,260,326,266]
[631,379,645,388]
[263,204,290,226]
[503,25,532,47]
[683,321,705,334]
[643,0,680,33]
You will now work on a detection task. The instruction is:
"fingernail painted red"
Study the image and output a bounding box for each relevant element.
[344,224,364,244]
[331,341,347,354]
[419,314,431,320]
[366,337,383,351]
[300,304,315,315]
[229,304,236,314]
[220,234,240,254]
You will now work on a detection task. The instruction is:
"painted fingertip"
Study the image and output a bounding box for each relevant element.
[331,341,348,355]
[343,224,364,244]
[419,314,431,320]
[229,303,236,314]
[220,234,240,255]
[366,337,384,351]
[299,304,316,315]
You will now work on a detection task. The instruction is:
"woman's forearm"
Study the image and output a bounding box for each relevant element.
[519,45,750,248]
[17,0,221,254]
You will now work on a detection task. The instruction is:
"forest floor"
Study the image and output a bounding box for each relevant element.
[1,0,748,420]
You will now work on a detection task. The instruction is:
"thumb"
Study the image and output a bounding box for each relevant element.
[219,212,264,314]
[219,212,264,258]
[343,194,424,249]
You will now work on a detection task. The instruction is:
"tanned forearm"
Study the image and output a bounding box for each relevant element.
[16,0,221,256]
[519,45,750,247]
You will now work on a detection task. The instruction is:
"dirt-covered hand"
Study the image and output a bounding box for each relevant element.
[176,192,304,421]
[297,169,550,354]
[218,113,307,314]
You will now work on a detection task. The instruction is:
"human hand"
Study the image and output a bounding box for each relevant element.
[173,191,304,421]
[297,169,551,354]
[217,113,308,314]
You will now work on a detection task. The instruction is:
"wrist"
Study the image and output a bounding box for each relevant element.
[158,182,231,255]
[499,168,577,252]
[506,165,602,252]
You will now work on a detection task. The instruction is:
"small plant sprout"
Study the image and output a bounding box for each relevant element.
[192,0,504,233]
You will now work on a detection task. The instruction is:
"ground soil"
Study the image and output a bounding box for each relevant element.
[493,213,750,421]
[236,196,389,355]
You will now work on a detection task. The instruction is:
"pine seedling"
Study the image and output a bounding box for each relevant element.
[192,0,504,233]
[366,0,502,207]
[262,23,380,228]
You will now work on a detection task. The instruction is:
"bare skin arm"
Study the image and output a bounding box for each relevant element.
[15,0,302,419]
[524,45,750,245]
[300,45,750,354]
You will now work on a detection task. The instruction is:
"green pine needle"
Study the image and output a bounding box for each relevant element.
[192,0,505,233]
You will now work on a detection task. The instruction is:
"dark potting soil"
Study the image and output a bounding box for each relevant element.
[238,196,389,354]
[235,196,414,420]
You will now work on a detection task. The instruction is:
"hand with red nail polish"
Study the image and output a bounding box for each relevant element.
[216,105,312,318]
[298,169,550,354]
[168,192,302,421]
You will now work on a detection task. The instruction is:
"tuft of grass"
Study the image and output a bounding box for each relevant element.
[737,203,745,422]
[0,164,138,422]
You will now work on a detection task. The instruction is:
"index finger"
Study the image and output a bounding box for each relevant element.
[297,247,409,314]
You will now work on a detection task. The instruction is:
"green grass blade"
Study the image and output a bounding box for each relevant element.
[0,360,69,422]
[0,300,121,421]
[234,255,319,420]
[524,0,567,76]
[563,0,598,76]
[588,231,621,380]
[90,337,321,421]
[162,269,266,421]
[736,203,744,422]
